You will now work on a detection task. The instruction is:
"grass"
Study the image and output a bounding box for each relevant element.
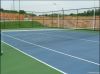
[1,20,99,32]
[1,42,61,74]
[0,21,47,29]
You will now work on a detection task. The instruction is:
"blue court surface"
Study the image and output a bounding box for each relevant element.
[1,29,100,74]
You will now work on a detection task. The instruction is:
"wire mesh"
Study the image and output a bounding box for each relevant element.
[0,7,100,30]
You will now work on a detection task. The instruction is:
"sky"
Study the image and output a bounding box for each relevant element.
[1,0,99,13]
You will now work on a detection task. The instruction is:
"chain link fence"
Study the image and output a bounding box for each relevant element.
[0,7,100,30]
[33,7,99,30]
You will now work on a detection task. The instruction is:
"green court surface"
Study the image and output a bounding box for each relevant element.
[1,42,61,74]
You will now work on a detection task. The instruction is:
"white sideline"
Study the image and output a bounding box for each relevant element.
[3,34,100,66]
[1,29,66,32]
[2,29,99,43]
[88,72,100,74]
[2,41,68,74]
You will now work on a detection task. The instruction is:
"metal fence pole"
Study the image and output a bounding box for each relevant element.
[0,11,2,29]
[4,12,5,29]
[19,0,20,28]
[98,6,100,31]
[32,11,34,28]
[62,8,64,28]
[93,7,96,30]
[43,12,45,27]
[52,11,53,28]
[57,12,60,28]
[76,9,78,29]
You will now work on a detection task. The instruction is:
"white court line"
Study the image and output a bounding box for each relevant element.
[88,72,100,74]
[1,29,65,32]
[80,39,99,43]
[2,41,67,74]
[3,34,100,66]
[2,29,98,43]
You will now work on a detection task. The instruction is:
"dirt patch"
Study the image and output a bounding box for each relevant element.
[0,13,99,30]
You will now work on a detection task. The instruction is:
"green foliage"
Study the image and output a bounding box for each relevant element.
[95,9,100,16]
[43,8,100,16]
[0,8,36,15]
[19,10,26,14]
[69,13,76,16]
[0,8,18,13]
[78,9,100,16]
[0,8,4,12]
[1,8,99,17]
[43,13,63,17]
[28,13,36,16]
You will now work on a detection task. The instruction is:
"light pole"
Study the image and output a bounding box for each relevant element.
[19,0,20,28]
[62,8,64,28]
[13,0,15,10]
[53,3,60,28]
[93,0,96,30]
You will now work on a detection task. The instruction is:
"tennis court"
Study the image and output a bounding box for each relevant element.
[1,29,99,74]
[1,1,100,74]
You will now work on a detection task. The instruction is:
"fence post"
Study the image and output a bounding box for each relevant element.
[93,7,96,30]
[18,0,20,28]
[31,11,33,28]
[62,8,64,28]
[76,9,78,29]
[4,12,5,29]
[52,11,53,28]
[57,12,60,28]
[43,12,45,27]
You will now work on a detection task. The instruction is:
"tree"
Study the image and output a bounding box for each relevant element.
[19,10,26,14]
[0,8,4,12]
[0,8,4,11]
